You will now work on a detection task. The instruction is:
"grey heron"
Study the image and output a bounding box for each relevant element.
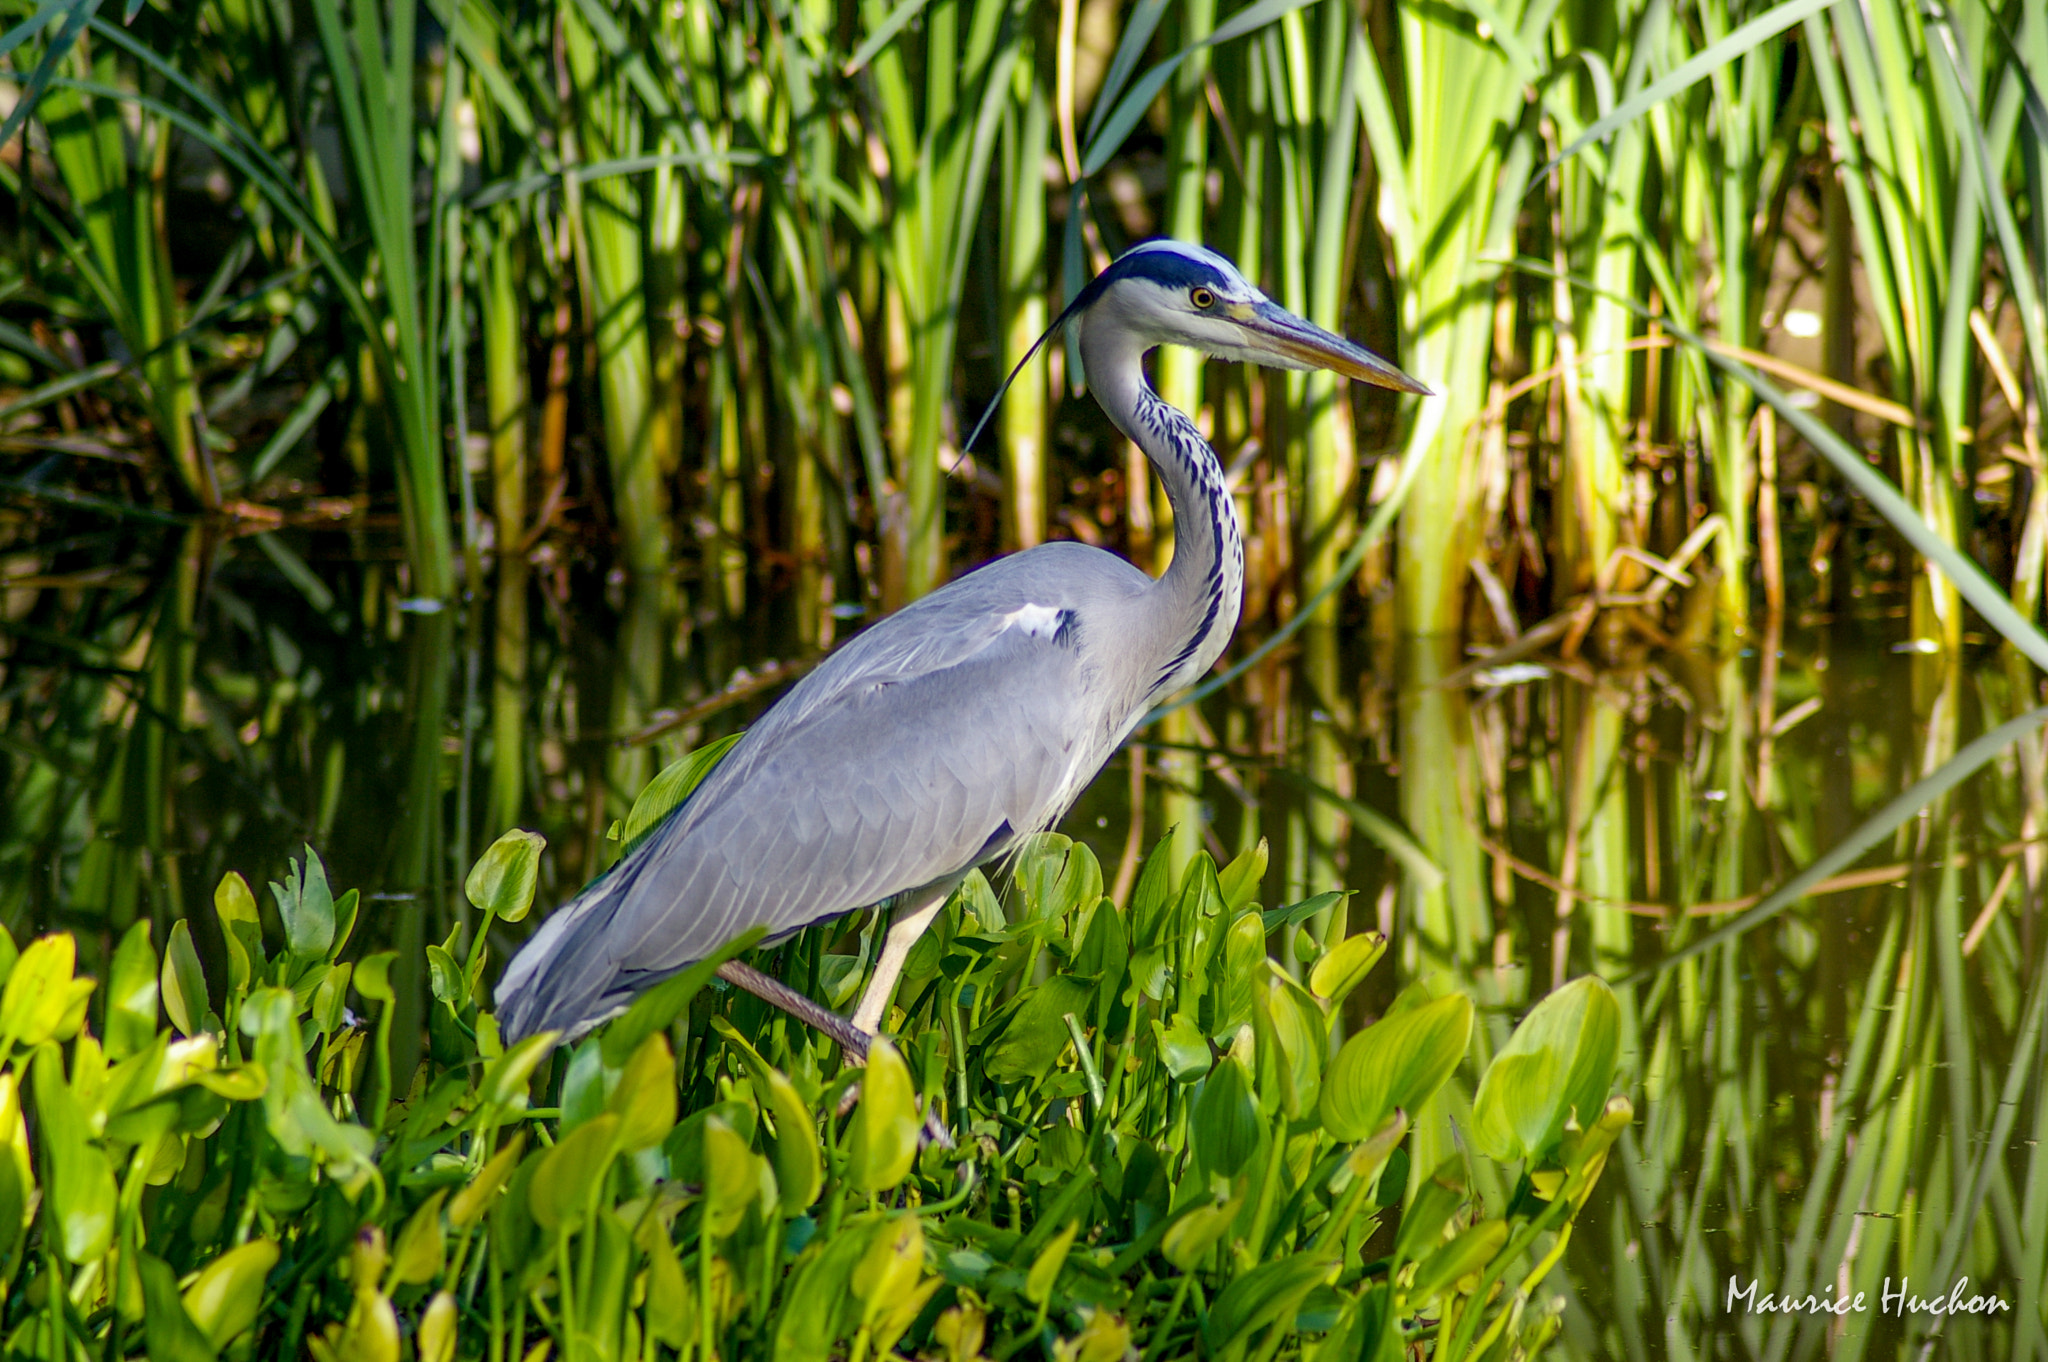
[494,239,1427,1049]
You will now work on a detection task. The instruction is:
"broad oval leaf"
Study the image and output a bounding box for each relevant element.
[1319,992,1472,1141]
[105,920,159,1061]
[1191,1054,1261,1180]
[847,1039,919,1193]
[1471,976,1621,1164]
[528,1113,619,1232]
[464,828,547,923]
[1308,932,1387,1008]
[182,1238,279,1348]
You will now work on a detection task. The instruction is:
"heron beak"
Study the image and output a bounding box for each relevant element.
[1229,300,1433,395]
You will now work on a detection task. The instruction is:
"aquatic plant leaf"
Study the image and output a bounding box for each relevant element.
[388,1190,447,1286]
[847,1038,919,1193]
[616,733,743,853]
[0,1152,21,1267]
[1309,931,1387,1009]
[1472,976,1620,1164]
[1014,833,1103,927]
[449,1133,525,1228]
[3,935,85,1047]
[30,1044,114,1263]
[1127,835,1178,949]
[1023,1219,1076,1306]
[1153,1013,1211,1081]
[599,925,764,1068]
[1409,1218,1508,1303]
[271,845,336,961]
[416,1292,456,1362]
[480,1032,556,1109]
[136,1251,218,1362]
[982,973,1095,1084]
[1205,1251,1336,1354]
[605,1032,676,1151]
[1393,1158,1468,1264]
[213,872,264,997]
[1320,992,1472,1141]
[1192,1054,1261,1180]
[464,828,547,923]
[528,1113,618,1232]
[712,1019,823,1212]
[1217,838,1269,913]
[424,944,465,1010]
[182,1238,279,1348]
[106,920,159,1060]
[1216,912,1265,1035]
[1161,1186,1245,1270]
[701,1116,770,1239]
[641,1224,694,1348]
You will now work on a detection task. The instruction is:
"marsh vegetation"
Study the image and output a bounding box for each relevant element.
[0,0,2046,1357]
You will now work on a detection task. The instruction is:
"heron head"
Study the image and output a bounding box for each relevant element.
[1074,240,1431,395]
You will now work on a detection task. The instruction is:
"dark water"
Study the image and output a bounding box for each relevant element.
[1,527,2040,1360]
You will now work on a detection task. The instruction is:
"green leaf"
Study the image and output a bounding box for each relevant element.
[1161,1186,1244,1270]
[604,1033,677,1152]
[700,1116,765,1238]
[0,1150,23,1267]
[1013,834,1103,926]
[270,845,337,961]
[528,1113,618,1232]
[1217,838,1268,913]
[480,1032,556,1108]
[616,733,743,854]
[982,975,1094,1083]
[105,920,159,1061]
[145,925,204,1041]
[1472,976,1621,1164]
[1393,1158,1468,1265]
[1215,912,1265,1036]
[1023,1220,1077,1306]
[1205,1251,1336,1353]
[1319,992,1473,1141]
[599,925,764,1068]
[449,1134,526,1229]
[1127,835,1178,948]
[213,871,264,997]
[31,1044,115,1263]
[1309,932,1387,1009]
[2,935,84,1048]
[136,1251,219,1362]
[1192,1054,1261,1180]
[847,1038,920,1193]
[711,1019,822,1212]
[425,944,466,1010]
[181,1239,279,1348]
[1409,1218,1509,1303]
[389,1191,448,1286]
[1152,1013,1212,1082]
[464,828,547,923]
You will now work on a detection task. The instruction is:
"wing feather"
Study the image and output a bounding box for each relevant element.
[495,574,1131,1040]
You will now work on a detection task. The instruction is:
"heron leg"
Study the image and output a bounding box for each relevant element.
[716,960,869,1059]
[850,884,952,1036]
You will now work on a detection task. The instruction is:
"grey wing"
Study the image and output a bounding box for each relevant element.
[494,586,1119,1040]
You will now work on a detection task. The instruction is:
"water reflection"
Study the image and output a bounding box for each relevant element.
[1,537,2042,1358]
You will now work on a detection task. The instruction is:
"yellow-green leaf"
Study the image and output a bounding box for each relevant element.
[160,922,208,1038]
[182,1238,279,1347]
[1319,992,1472,1142]
[464,829,546,923]
[846,1039,919,1193]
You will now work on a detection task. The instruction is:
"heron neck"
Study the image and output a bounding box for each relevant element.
[1082,328,1244,700]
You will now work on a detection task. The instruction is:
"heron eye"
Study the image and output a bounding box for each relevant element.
[1190,287,1215,309]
